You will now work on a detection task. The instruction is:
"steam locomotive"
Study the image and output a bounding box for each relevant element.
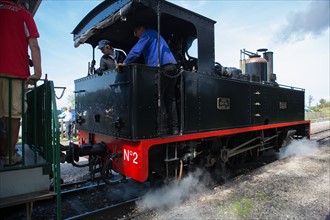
[65,0,310,184]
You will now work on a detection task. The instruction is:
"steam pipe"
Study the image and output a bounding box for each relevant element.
[239,50,242,70]
[156,1,162,135]
[241,49,260,58]
[178,160,183,182]
[157,1,161,68]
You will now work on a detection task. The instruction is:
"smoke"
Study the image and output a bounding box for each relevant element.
[137,139,319,211]
[274,1,330,43]
[278,138,319,159]
[136,169,210,211]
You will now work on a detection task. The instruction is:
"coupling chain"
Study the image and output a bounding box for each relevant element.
[161,68,184,79]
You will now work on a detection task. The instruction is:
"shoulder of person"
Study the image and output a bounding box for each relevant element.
[101,55,112,60]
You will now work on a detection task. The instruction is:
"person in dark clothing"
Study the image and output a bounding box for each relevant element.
[118,24,179,135]
[96,40,116,73]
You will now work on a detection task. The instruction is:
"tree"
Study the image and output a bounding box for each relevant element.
[318,98,330,108]
[308,95,314,107]
[67,94,75,108]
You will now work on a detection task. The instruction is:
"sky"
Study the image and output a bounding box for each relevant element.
[32,0,330,108]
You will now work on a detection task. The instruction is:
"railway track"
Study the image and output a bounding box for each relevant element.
[66,197,141,220]
[311,128,330,143]
[60,178,148,219]
[1,177,149,219]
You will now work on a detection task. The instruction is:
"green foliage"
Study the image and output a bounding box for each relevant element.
[219,196,255,219]
[307,98,330,120]
[318,98,330,108]
[60,136,78,142]
[311,99,330,112]
[231,197,254,219]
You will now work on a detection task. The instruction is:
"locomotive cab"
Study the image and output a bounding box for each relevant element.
[71,0,217,139]
[72,0,216,74]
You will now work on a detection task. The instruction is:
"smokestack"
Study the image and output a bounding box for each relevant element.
[263,51,273,82]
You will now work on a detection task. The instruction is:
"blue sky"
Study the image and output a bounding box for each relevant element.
[33,0,329,108]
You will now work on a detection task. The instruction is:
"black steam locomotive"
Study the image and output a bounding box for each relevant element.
[66,0,310,184]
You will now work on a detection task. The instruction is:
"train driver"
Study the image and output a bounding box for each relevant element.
[95,39,117,74]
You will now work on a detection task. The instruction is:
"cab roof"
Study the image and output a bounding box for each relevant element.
[72,0,215,48]
[72,0,217,73]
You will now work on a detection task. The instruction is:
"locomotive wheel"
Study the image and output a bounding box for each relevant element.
[249,148,263,161]
[225,136,248,168]
[220,148,230,163]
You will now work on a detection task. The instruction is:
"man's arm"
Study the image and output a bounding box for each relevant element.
[58,112,66,119]
[123,35,149,64]
[95,57,107,75]
[99,56,107,71]
[27,37,42,84]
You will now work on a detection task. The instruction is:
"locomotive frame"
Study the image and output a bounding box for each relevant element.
[68,0,310,183]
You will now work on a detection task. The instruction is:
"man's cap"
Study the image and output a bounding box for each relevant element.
[97,40,111,49]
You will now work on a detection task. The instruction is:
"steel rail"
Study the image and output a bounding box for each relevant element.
[64,197,141,220]
[311,128,330,136]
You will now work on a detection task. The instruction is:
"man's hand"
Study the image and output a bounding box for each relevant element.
[116,63,126,72]
[26,73,41,85]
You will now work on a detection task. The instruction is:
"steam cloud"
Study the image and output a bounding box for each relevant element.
[275,1,330,43]
[137,139,320,211]
[278,138,319,159]
[136,169,210,211]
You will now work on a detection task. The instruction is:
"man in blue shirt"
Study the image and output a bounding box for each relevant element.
[58,106,74,142]
[123,26,177,66]
[120,24,179,135]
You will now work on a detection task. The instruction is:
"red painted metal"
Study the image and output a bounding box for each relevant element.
[78,120,310,182]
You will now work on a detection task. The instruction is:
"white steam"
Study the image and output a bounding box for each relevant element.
[274,1,330,43]
[137,169,209,211]
[278,138,319,159]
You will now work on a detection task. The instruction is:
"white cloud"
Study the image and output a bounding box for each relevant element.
[274,1,330,43]
[275,29,330,104]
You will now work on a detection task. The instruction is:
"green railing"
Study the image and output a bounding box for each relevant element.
[0,75,62,219]
[50,80,62,220]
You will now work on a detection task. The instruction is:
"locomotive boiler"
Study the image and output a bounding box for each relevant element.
[65,0,310,184]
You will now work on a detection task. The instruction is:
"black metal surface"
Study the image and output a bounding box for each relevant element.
[183,72,305,133]
[183,72,251,133]
[250,84,304,125]
[75,72,125,137]
[75,65,159,140]
[27,0,42,16]
[76,66,305,140]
